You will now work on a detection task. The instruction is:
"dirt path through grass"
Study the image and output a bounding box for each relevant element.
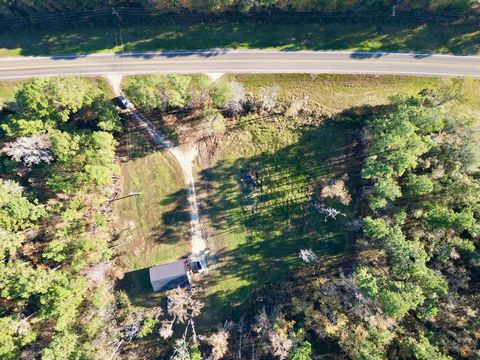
[107,74,207,261]
[170,145,207,256]
[131,112,207,259]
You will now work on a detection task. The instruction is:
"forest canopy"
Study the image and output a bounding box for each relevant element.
[0,77,120,359]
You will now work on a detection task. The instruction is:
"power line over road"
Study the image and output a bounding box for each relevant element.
[0,50,479,79]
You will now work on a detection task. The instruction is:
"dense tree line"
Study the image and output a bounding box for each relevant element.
[0,0,475,17]
[0,77,121,359]
[124,74,286,119]
[352,91,479,358]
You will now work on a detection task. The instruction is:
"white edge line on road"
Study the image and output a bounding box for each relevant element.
[0,69,478,80]
[2,49,480,61]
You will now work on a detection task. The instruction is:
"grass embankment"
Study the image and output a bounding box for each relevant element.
[0,20,478,57]
[194,74,447,326]
[113,116,190,306]
[233,74,440,114]
[0,80,21,101]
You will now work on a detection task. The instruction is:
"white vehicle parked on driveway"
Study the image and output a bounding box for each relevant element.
[117,95,133,109]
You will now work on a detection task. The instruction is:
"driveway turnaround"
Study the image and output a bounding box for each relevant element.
[0,50,479,79]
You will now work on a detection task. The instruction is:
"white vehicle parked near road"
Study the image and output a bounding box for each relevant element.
[117,95,133,109]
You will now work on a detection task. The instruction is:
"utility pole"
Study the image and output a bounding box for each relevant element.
[112,7,126,75]
[110,8,142,231]
[109,192,142,203]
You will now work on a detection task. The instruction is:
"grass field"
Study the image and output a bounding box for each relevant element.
[113,119,190,306]
[0,80,22,102]
[227,74,441,114]
[196,115,361,326]
[0,19,478,57]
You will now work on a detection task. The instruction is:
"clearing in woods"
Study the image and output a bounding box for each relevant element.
[114,74,454,326]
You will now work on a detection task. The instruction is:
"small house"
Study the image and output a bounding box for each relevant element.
[149,260,190,292]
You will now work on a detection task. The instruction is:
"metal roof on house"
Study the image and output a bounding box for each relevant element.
[149,260,190,292]
[149,260,187,281]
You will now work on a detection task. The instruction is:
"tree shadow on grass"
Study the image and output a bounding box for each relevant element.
[118,267,167,307]
[149,188,191,245]
[128,20,479,55]
[198,118,363,232]
[192,113,368,327]
[350,51,389,59]
[116,189,191,305]
[116,116,159,162]
[0,19,479,57]
[121,48,229,58]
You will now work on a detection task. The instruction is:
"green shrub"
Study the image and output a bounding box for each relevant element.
[137,318,159,338]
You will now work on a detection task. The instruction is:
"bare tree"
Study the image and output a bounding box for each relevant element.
[321,179,352,206]
[204,329,230,360]
[159,319,174,340]
[159,287,204,346]
[3,135,53,166]
[268,330,293,360]
[298,249,318,263]
[313,201,346,221]
[168,287,203,323]
[223,82,245,115]
[251,309,296,359]
[124,323,140,341]
[171,338,191,360]
[344,218,364,232]
[285,95,309,118]
[257,85,280,113]
[252,309,270,334]
[189,88,211,109]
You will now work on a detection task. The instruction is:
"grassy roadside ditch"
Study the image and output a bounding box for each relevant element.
[0,19,478,57]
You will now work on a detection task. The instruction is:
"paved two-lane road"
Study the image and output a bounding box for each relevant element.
[0,50,479,79]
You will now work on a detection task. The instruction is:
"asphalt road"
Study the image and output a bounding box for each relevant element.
[0,50,479,79]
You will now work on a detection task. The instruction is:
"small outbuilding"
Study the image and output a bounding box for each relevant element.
[149,260,190,292]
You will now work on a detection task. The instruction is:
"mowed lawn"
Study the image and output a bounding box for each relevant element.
[193,74,451,326]
[113,118,190,306]
[0,19,478,57]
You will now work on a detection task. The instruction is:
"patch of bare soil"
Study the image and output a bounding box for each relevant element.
[159,109,229,168]
[196,134,224,168]
[105,73,123,96]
